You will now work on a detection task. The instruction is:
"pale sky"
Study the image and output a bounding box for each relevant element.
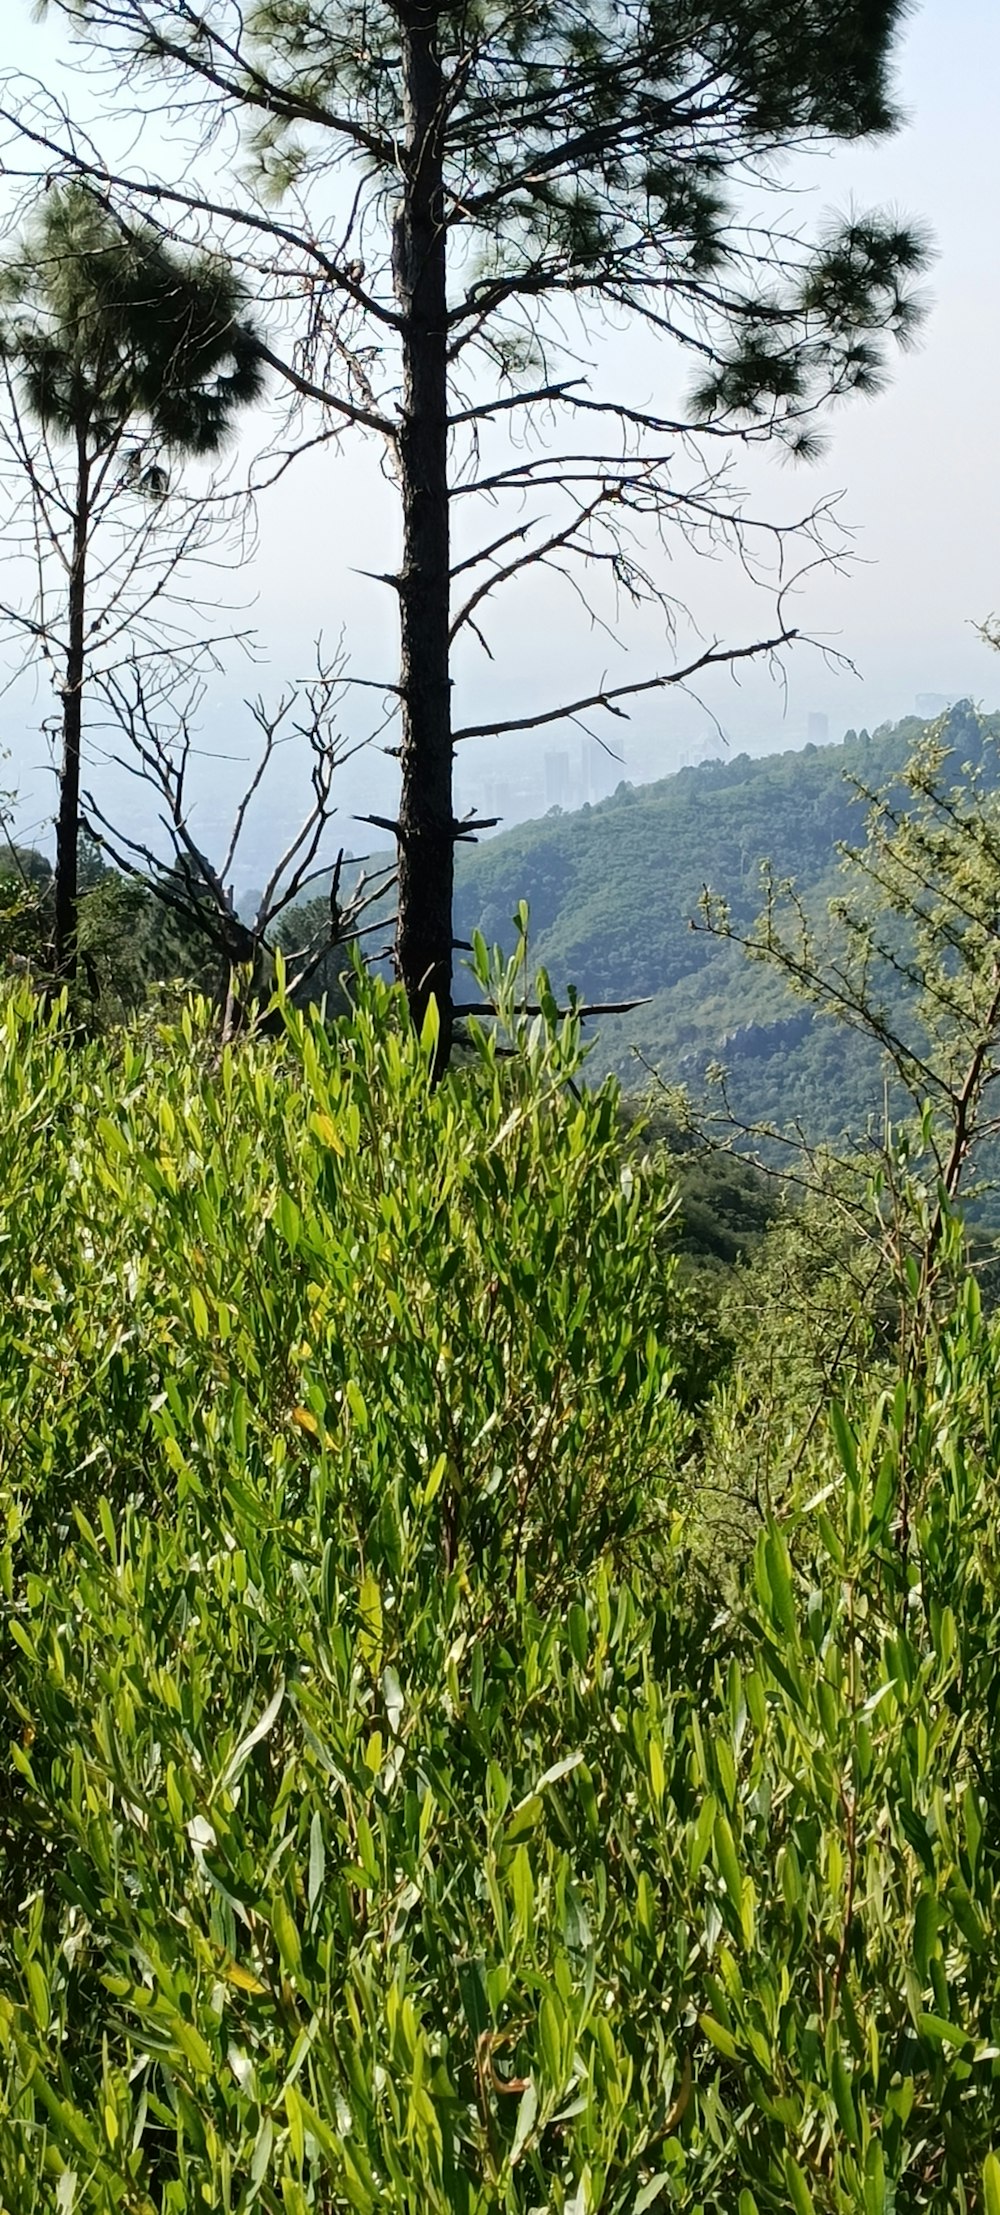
[2,1,999,873]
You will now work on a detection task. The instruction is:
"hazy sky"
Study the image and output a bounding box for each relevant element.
[2,0,999,869]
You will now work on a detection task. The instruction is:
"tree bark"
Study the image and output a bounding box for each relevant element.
[392,1,454,1071]
[54,425,90,980]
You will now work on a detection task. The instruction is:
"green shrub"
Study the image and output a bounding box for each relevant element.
[3,979,1000,2210]
[0,967,689,1590]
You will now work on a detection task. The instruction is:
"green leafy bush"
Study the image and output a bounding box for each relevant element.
[3,977,1000,2211]
[0,960,688,1586]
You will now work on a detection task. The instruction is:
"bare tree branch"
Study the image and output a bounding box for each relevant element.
[87,652,381,1020]
[453,631,798,743]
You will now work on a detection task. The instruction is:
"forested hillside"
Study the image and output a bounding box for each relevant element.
[456,703,1000,1136]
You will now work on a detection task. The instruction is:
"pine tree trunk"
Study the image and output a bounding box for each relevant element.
[393,1,453,1071]
[54,429,90,981]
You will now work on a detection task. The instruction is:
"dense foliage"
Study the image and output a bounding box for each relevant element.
[0,836,222,1017]
[3,962,1000,2210]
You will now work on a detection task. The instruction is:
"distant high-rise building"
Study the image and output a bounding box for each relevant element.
[916,693,955,719]
[807,711,829,746]
[677,733,719,769]
[544,750,571,808]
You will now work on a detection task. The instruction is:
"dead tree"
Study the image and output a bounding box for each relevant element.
[85,656,395,1036]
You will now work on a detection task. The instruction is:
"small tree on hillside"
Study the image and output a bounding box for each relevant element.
[14,2,926,1057]
[0,180,266,976]
[696,709,1000,1393]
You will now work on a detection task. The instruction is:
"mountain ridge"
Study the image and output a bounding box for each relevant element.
[453,699,1000,1135]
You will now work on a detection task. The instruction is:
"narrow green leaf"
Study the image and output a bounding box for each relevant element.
[218,1680,285,1793]
[272,1896,302,1977]
[830,1401,857,1481]
[831,2049,858,2146]
[419,994,440,1060]
[308,1812,325,1914]
[634,2178,670,2213]
[713,1810,743,1917]
[917,2011,970,2049]
[172,2017,215,2076]
[699,2014,740,2062]
[26,1959,49,2034]
[358,1571,382,1667]
[784,2153,816,2215]
[538,1994,564,2087]
[510,2079,538,2167]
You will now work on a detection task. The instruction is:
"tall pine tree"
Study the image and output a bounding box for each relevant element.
[25,3,925,1050]
[0,182,265,975]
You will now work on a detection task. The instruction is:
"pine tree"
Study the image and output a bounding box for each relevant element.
[26,4,926,1050]
[0,182,265,976]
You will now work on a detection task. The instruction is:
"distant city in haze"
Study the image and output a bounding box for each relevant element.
[1,682,971,904]
[242,688,969,900]
[453,693,964,846]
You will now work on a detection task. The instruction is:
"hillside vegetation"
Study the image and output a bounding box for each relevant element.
[456,703,1000,1136]
[3,956,1000,2208]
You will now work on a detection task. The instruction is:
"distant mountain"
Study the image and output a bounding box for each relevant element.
[454,700,1000,1141]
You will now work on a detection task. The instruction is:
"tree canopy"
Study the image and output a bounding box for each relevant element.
[0,180,265,463]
